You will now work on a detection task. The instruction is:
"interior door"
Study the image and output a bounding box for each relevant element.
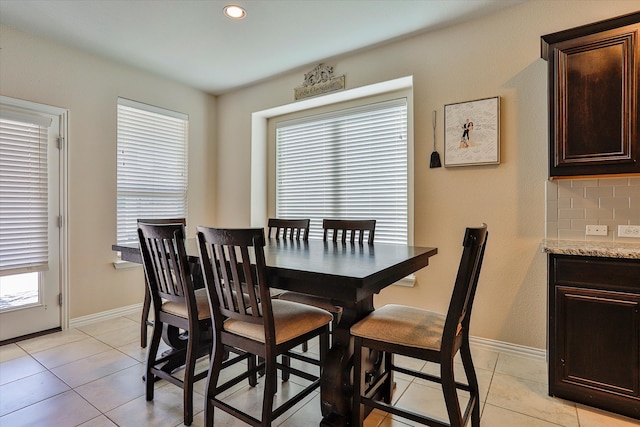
[0,98,63,342]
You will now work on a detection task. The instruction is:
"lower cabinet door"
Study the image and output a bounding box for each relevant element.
[551,285,640,419]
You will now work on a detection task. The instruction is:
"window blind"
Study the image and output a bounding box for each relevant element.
[276,98,407,244]
[117,98,188,244]
[0,111,51,275]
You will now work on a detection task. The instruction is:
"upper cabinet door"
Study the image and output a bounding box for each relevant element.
[542,13,640,177]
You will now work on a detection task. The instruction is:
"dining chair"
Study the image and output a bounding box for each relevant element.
[267,218,310,240]
[138,222,211,426]
[137,217,187,348]
[323,218,376,244]
[196,226,332,427]
[350,224,488,427]
[278,218,376,352]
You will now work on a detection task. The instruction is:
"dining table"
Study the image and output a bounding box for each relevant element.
[113,237,438,427]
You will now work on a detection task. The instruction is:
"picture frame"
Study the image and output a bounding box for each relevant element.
[444,96,500,167]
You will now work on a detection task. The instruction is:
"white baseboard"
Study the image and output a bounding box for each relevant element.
[470,335,547,361]
[69,303,142,329]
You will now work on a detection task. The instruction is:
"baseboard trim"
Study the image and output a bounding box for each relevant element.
[69,303,142,329]
[470,335,547,361]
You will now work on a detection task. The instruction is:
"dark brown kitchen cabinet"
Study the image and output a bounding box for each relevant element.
[541,12,640,177]
[548,254,640,420]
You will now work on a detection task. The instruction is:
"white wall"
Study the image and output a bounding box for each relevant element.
[0,24,217,318]
[214,0,640,349]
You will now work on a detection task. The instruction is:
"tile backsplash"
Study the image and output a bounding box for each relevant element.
[546,177,640,242]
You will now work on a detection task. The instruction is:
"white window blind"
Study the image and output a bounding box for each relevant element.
[117,98,188,245]
[276,98,407,244]
[0,109,52,275]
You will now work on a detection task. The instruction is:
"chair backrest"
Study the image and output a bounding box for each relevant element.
[322,219,376,244]
[138,222,198,314]
[137,218,186,226]
[267,218,310,240]
[196,227,275,342]
[442,224,488,350]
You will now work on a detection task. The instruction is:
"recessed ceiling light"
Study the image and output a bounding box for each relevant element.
[223,5,246,19]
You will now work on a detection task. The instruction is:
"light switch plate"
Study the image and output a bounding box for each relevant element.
[586,225,608,236]
[618,225,640,238]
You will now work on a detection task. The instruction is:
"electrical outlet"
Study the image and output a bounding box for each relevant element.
[586,225,608,236]
[618,225,640,238]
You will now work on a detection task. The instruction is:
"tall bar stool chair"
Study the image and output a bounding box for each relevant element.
[267,218,310,240]
[196,226,332,427]
[136,217,186,348]
[350,224,488,427]
[138,222,211,426]
[278,219,376,352]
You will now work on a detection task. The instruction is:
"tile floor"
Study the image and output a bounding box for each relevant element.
[0,312,638,427]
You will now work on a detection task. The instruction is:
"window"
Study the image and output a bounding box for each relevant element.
[276,98,408,244]
[0,106,51,274]
[116,98,188,244]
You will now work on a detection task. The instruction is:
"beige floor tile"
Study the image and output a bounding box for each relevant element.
[465,345,500,372]
[495,352,548,384]
[576,404,640,427]
[106,382,204,427]
[16,328,89,354]
[0,390,100,427]
[50,348,139,388]
[487,372,578,427]
[0,370,70,416]
[77,415,118,426]
[482,403,568,426]
[274,392,323,426]
[377,416,414,426]
[30,336,112,369]
[0,343,28,362]
[117,336,171,362]
[0,354,46,385]
[74,363,146,413]
[77,316,138,337]
[92,323,140,348]
[363,409,389,427]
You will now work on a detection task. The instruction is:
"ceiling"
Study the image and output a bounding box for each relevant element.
[0,0,525,95]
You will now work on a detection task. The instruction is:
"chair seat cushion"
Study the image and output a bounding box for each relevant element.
[350,304,445,351]
[161,288,211,320]
[277,291,342,314]
[224,299,332,345]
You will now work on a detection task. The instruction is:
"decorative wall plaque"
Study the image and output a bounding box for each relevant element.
[294,64,345,100]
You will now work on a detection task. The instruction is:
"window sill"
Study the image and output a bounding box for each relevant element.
[393,274,415,287]
[113,259,140,270]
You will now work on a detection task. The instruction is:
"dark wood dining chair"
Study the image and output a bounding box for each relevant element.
[267,218,310,240]
[350,224,488,427]
[323,218,376,244]
[196,226,332,427]
[138,222,211,426]
[278,218,376,352]
[137,217,187,348]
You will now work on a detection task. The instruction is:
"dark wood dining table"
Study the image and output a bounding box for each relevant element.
[113,237,437,427]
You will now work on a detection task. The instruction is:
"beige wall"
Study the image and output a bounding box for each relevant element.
[0,25,217,319]
[214,1,640,349]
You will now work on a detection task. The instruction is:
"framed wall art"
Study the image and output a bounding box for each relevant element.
[444,96,500,167]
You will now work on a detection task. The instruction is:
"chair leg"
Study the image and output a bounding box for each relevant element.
[145,320,163,401]
[205,338,225,427]
[182,328,198,426]
[460,341,480,427]
[441,357,464,427]
[248,354,258,386]
[141,284,151,348]
[352,337,365,427]
[262,354,278,425]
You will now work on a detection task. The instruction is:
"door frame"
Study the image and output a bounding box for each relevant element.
[0,96,69,333]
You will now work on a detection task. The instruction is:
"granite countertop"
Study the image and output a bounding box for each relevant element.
[541,239,640,260]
